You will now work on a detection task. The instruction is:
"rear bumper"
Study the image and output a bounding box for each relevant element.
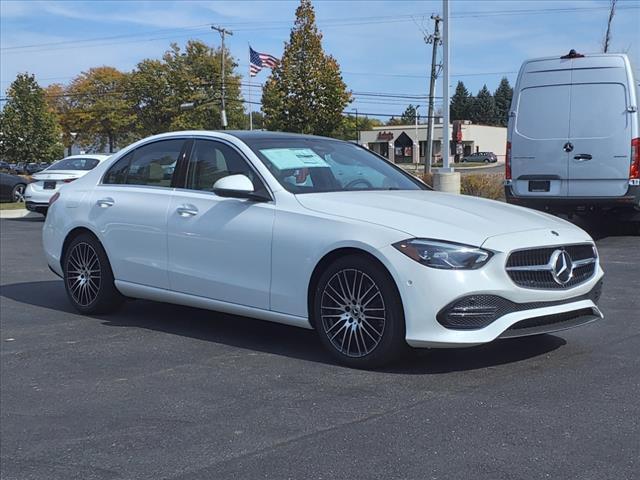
[25,201,48,213]
[505,183,640,214]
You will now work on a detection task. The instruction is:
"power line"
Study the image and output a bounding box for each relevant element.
[2,4,637,54]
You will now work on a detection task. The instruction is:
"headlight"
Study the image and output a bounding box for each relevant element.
[393,239,493,270]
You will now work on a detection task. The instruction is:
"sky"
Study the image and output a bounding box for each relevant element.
[1,0,639,120]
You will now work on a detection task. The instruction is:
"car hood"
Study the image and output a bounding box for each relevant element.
[295,190,577,246]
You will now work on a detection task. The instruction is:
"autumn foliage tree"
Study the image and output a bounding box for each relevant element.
[262,0,351,135]
[66,67,134,152]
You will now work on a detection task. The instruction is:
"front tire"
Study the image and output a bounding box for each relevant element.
[313,255,407,368]
[63,233,124,314]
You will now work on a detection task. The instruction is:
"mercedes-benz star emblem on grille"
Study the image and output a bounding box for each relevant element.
[550,249,574,285]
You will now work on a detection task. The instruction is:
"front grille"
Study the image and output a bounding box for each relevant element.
[506,243,597,289]
[437,280,602,330]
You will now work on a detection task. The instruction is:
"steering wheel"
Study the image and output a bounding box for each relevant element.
[344,179,373,190]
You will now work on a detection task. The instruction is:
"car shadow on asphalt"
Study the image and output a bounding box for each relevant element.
[1,280,567,374]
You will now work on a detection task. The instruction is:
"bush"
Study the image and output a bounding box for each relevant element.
[461,173,504,200]
[416,172,504,201]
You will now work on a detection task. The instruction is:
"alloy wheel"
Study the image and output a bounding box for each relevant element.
[12,184,25,202]
[320,268,386,358]
[65,242,102,307]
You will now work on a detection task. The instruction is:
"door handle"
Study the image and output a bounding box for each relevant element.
[176,205,198,217]
[96,197,114,208]
[573,154,593,161]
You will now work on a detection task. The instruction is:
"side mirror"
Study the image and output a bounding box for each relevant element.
[212,174,268,201]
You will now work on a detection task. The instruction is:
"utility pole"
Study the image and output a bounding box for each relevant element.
[603,0,617,53]
[424,14,441,175]
[212,25,233,129]
[353,108,359,143]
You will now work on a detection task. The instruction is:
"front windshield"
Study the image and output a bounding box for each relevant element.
[245,137,425,194]
[47,158,100,171]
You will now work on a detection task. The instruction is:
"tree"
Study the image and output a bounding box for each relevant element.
[67,67,134,152]
[163,41,244,131]
[450,81,471,121]
[469,85,496,126]
[262,0,351,135]
[333,114,383,141]
[493,77,513,127]
[126,40,245,137]
[400,104,419,124]
[126,58,174,137]
[0,73,63,163]
[385,116,404,126]
[45,83,77,156]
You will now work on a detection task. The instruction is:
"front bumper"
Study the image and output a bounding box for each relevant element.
[380,227,605,348]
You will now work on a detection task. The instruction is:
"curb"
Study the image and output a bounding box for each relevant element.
[0,209,40,219]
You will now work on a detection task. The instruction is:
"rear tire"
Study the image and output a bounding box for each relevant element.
[11,183,25,202]
[63,233,124,314]
[312,254,407,369]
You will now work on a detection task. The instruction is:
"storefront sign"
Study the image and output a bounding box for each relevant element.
[377,131,394,141]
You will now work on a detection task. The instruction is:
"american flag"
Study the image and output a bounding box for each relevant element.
[250,46,278,77]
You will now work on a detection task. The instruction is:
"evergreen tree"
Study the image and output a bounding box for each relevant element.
[450,81,471,121]
[0,73,63,163]
[400,104,419,124]
[470,85,496,126]
[262,0,351,135]
[493,77,513,127]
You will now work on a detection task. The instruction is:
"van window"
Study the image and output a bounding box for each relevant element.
[570,83,627,139]
[516,85,570,140]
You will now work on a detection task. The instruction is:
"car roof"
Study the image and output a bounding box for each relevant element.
[135,130,342,144]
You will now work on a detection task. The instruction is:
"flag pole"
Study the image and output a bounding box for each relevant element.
[248,44,253,131]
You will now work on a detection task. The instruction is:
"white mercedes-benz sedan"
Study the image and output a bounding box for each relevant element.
[43,131,604,368]
[25,154,110,216]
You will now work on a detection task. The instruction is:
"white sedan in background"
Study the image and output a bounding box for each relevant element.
[25,154,110,215]
[43,131,604,368]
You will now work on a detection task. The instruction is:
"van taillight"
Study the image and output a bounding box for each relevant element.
[49,192,60,205]
[631,138,640,180]
[505,141,512,180]
[63,178,76,183]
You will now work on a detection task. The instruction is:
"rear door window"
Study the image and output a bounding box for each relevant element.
[569,83,627,139]
[515,85,570,140]
[126,140,185,187]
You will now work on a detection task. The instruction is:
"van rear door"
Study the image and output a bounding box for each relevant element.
[567,55,631,197]
[511,59,572,197]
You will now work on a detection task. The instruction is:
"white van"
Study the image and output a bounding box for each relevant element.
[505,50,639,223]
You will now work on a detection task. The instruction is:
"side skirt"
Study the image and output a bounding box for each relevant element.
[114,280,313,330]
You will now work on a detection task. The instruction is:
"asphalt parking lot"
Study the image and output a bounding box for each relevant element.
[1,216,638,480]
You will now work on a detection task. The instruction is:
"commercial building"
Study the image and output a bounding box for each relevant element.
[359,121,506,164]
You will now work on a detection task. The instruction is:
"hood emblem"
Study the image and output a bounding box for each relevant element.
[550,249,573,285]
